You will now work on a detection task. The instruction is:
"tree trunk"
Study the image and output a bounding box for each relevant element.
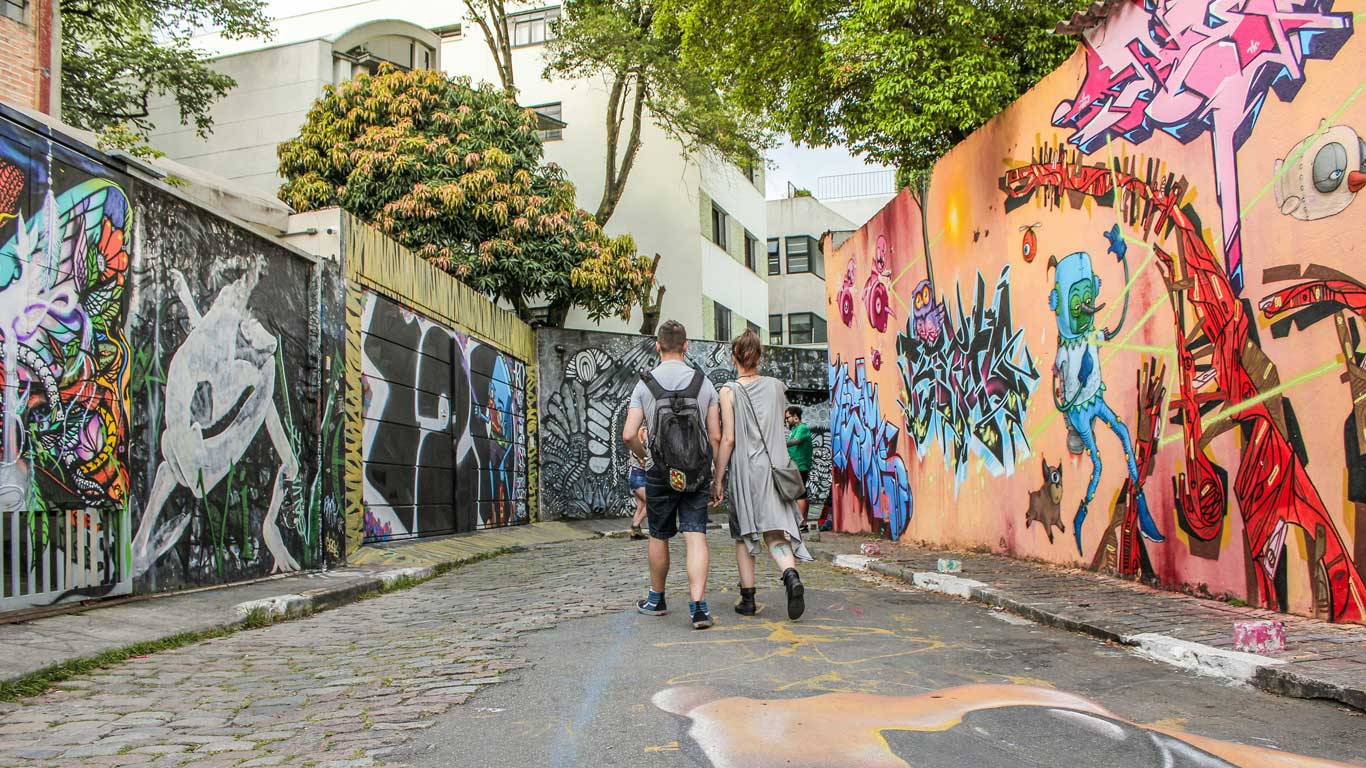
[595,70,647,226]
[638,253,665,335]
[465,0,515,92]
[546,299,572,329]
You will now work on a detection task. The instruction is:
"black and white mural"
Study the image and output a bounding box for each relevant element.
[361,291,528,540]
[538,329,830,519]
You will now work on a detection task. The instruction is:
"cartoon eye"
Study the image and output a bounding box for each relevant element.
[1312,141,1348,193]
[1360,138,1366,172]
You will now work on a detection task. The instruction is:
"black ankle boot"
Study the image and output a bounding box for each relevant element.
[735,586,757,616]
[781,568,805,620]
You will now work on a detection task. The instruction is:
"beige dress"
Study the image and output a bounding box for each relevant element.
[724,377,812,561]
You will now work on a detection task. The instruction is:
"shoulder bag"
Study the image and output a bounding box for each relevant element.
[732,380,808,502]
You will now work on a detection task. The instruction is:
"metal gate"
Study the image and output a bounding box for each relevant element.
[1,505,132,613]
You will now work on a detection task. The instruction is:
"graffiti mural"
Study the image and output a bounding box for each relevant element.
[895,267,1039,488]
[824,0,1366,621]
[654,684,1356,767]
[127,188,344,592]
[1053,0,1355,292]
[360,291,528,540]
[537,329,830,519]
[830,356,912,539]
[0,120,134,608]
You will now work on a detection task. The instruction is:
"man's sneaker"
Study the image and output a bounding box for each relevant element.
[690,601,714,629]
[637,593,667,616]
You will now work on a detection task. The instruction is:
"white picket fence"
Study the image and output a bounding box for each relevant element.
[0,505,132,613]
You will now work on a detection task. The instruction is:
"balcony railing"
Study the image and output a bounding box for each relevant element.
[816,169,897,200]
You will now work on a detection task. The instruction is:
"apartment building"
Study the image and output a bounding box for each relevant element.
[146,0,768,336]
[766,171,895,349]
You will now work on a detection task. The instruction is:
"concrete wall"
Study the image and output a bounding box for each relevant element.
[538,328,829,519]
[0,106,532,612]
[826,0,1366,623]
[0,106,347,607]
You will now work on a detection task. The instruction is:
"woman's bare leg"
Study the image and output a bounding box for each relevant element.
[735,540,757,588]
[763,530,797,572]
[631,488,647,527]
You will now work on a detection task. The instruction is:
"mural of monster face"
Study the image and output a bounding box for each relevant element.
[1047,229,1163,554]
[1275,122,1366,220]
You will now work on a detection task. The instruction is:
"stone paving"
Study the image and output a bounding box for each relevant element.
[0,539,651,768]
[809,532,1366,708]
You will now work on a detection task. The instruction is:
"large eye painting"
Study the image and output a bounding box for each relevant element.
[1312,141,1348,193]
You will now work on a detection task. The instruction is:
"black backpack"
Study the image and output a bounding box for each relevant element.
[642,369,713,493]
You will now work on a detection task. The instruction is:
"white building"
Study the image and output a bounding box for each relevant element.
[765,171,895,348]
[147,0,768,337]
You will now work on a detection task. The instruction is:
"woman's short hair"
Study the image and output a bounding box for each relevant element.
[731,328,763,370]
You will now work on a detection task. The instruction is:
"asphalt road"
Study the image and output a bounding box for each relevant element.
[399,530,1366,768]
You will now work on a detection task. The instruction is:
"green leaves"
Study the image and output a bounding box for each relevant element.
[60,0,273,137]
[657,0,1086,177]
[277,67,653,326]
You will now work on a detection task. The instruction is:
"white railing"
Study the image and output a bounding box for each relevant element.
[816,169,897,200]
[1,505,132,612]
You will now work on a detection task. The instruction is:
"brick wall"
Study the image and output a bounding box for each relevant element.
[0,0,45,112]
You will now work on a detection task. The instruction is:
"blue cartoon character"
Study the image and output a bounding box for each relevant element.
[1047,225,1163,554]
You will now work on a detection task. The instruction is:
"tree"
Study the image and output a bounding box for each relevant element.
[544,0,774,225]
[61,0,272,139]
[656,0,1086,180]
[277,66,653,327]
[461,0,517,93]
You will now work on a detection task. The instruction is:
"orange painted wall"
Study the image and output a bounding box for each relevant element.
[826,0,1366,622]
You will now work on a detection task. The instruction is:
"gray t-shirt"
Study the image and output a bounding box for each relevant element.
[628,359,719,437]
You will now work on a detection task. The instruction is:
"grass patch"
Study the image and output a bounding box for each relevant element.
[0,624,240,702]
[0,545,520,703]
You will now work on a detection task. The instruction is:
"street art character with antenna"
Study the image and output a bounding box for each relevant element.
[1048,225,1163,554]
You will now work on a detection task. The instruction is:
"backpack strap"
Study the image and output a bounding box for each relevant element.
[640,371,668,399]
[681,369,706,399]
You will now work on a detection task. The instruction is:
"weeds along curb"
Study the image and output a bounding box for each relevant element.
[0,546,522,703]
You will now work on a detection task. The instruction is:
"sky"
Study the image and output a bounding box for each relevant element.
[260,0,889,201]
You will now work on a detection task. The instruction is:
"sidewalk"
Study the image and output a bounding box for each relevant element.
[807,532,1366,711]
[0,520,612,688]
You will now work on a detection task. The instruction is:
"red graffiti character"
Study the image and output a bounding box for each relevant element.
[863,235,895,332]
[837,258,857,327]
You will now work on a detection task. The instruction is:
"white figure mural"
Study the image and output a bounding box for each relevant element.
[133,265,300,576]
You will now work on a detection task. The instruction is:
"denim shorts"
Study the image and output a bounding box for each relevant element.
[628,467,648,492]
[645,468,709,539]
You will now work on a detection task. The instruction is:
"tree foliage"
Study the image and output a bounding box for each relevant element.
[61,0,272,137]
[277,67,653,325]
[544,0,774,224]
[656,0,1086,178]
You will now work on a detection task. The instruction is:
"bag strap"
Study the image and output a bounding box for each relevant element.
[682,369,706,399]
[731,380,778,472]
[640,371,667,399]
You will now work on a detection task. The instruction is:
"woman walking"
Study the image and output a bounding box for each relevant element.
[711,329,812,620]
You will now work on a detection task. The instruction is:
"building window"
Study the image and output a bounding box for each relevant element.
[711,204,729,250]
[742,160,757,185]
[767,237,780,276]
[532,102,563,141]
[787,312,827,345]
[743,232,758,272]
[2,0,24,22]
[714,303,732,342]
[784,235,824,278]
[747,320,760,335]
[510,6,561,47]
[769,314,783,346]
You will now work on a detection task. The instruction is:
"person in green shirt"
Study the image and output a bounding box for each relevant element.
[785,406,814,528]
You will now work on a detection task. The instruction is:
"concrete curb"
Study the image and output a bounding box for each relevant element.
[813,545,1364,711]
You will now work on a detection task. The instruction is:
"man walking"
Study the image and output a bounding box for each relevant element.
[785,406,814,528]
[622,321,721,629]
